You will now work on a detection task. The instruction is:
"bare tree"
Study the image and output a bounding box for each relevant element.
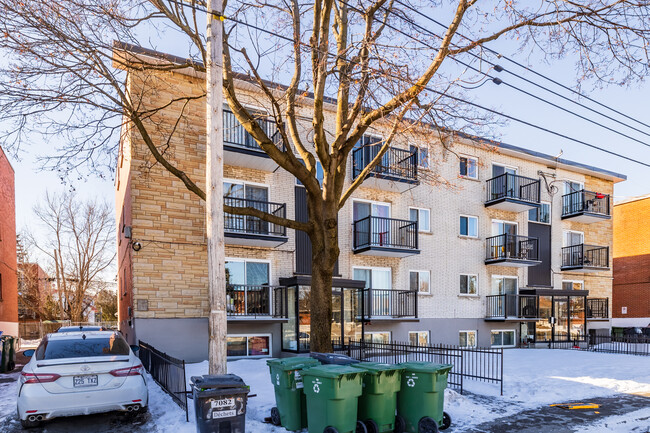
[27,192,115,323]
[16,236,59,321]
[2,0,650,351]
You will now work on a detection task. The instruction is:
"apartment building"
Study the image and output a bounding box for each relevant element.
[115,45,623,361]
[0,145,18,337]
[613,195,650,327]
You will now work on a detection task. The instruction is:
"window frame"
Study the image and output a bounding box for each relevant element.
[409,143,430,170]
[562,280,584,291]
[491,275,519,295]
[409,270,431,294]
[459,215,479,238]
[491,219,518,236]
[353,266,393,290]
[226,333,273,358]
[409,207,431,233]
[528,201,552,224]
[459,154,479,180]
[408,330,430,346]
[459,330,477,348]
[491,162,518,176]
[224,257,272,286]
[490,329,516,348]
[459,273,478,296]
[563,230,585,247]
[366,331,391,344]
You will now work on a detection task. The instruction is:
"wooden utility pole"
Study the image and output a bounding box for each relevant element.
[206,0,227,374]
[53,249,64,319]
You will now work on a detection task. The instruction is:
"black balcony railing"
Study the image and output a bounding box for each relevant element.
[561,244,609,269]
[226,284,287,318]
[358,288,417,318]
[562,190,611,217]
[224,197,287,237]
[353,216,418,251]
[587,298,609,319]
[352,145,418,181]
[485,294,539,319]
[223,109,282,151]
[485,234,539,262]
[486,173,540,205]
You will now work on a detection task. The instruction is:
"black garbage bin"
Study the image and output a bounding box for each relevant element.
[310,352,360,365]
[191,374,250,433]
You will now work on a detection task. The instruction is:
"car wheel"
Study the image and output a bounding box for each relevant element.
[20,418,41,429]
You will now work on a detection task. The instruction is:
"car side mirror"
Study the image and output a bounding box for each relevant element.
[23,349,35,358]
[130,345,140,354]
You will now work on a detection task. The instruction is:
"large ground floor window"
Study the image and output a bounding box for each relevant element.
[491,330,515,347]
[227,334,271,358]
[533,295,586,342]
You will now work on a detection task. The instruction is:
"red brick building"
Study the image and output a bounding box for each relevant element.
[613,195,650,327]
[0,146,18,337]
[17,263,52,321]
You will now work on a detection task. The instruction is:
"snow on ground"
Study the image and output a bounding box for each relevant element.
[575,407,650,433]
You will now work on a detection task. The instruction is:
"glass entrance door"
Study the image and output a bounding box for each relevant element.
[554,298,569,340]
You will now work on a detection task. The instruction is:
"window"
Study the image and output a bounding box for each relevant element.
[491,330,515,347]
[492,276,518,295]
[409,270,430,294]
[410,144,429,169]
[36,335,130,360]
[492,220,517,236]
[460,215,478,237]
[459,331,477,348]
[562,281,584,291]
[353,200,390,220]
[409,207,430,232]
[367,332,391,343]
[296,160,324,186]
[460,274,478,295]
[563,230,584,247]
[492,164,517,177]
[225,259,270,286]
[565,180,583,195]
[227,334,271,357]
[409,331,429,346]
[528,202,551,224]
[459,156,478,179]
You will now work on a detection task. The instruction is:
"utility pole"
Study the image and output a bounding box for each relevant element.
[206,0,227,374]
[53,249,64,319]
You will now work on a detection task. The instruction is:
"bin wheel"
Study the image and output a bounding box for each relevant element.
[363,419,379,433]
[324,427,339,433]
[439,412,451,431]
[418,416,439,433]
[355,420,368,433]
[394,415,406,433]
[270,407,281,426]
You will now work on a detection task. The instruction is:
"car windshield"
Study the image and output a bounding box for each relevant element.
[35,335,130,360]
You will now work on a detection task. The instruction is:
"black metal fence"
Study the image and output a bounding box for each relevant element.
[486,173,540,204]
[226,284,288,318]
[485,233,539,262]
[139,341,189,421]
[224,196,287,237]
[561,244,609,269]
[550,334,650,356]
[359,288,417,318]
[337,339,504,395]
[352,145,418,181]
[562,190,611,217]
[353,216,418,251]
[485,294,538,319]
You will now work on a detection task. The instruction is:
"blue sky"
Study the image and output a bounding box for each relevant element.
[6,8,650,262]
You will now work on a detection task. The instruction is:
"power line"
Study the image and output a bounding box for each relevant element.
[391,0,650,133]
[162,0,650,169]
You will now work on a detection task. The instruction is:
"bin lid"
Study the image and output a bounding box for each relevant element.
[398,362,453,374]
[349,362,405,375]
[191,374,248,390]
[301,364,363,379]
[266,357,320,370]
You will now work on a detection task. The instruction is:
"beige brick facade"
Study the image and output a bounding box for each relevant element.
[115,55,623,355]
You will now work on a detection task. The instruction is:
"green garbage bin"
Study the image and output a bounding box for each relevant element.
[397,362,453,433]
[0,339,4,373]
[302,364,365,433]
[0,336,15,373]
[350,362,405,433]
[267,357,321,431]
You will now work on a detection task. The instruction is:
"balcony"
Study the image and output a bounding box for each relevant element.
[587,298,609,320]
[352,145,418,192]
[224,197,288,247]
[352,216,419,257]
[562,190,611,223]
[227,285,288,321]
[485,173,540,212]
[223,109,283,171]
[561,244,610,271]
[485,294,539,321]
[358,288,418,321]
[485,234,541,267]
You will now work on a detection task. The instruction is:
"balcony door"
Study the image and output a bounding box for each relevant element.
[492,220,517,259]
[354,267,392,316]
[564,181,584,214]
[492,276,518,317]
[225,260,270,315]
[353,201,390,246]
[491,164,517,199]
[224,181,269,234]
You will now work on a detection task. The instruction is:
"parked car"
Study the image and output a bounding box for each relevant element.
[17,331,148,429]
[56,325,105,333]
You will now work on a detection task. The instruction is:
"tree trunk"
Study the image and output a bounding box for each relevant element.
[308,200,340,353]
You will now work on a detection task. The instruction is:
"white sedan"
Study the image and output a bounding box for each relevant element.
[17,331,148,429]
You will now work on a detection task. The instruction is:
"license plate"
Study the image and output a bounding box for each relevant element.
[73,375,98,387]
[212,409,236,419]
[211,398,234,409]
